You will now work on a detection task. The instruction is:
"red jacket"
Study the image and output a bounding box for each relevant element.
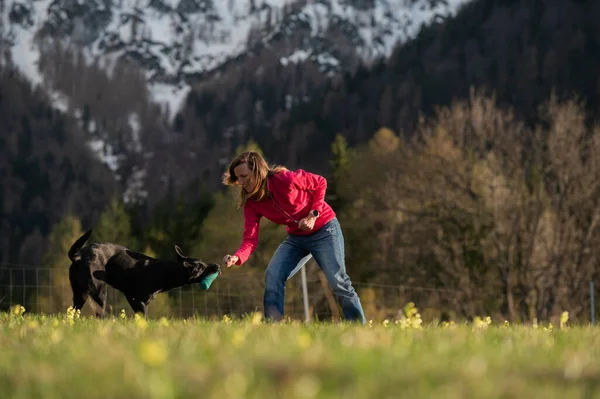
[233,169,336,265]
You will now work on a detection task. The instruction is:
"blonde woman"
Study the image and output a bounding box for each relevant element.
[222,151,366,324]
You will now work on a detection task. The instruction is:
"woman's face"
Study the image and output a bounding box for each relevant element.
[233,162,256,193]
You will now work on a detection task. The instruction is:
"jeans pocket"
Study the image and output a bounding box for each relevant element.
[323,218,344,259]
[325,223,336,236]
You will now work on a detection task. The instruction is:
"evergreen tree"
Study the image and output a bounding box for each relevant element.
[91,197,136,248]
[327,133,351,212]
[37,215,84,314]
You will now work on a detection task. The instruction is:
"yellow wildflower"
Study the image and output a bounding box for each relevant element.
[27,320,39,330]
[138,339,167,367]
[11,305,25,317]
[250,312,263,326]
[473,316,492,330]
[231,330,245,347]
[394,303,423,329]
[66,306,81,326]
[297,332,311,349]
[560,311,569,329]
[134,313,148,329]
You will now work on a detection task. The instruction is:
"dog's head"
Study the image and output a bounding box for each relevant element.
[174,245,221,290]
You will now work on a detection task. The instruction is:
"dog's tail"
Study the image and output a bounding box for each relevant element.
[68,229,93,262]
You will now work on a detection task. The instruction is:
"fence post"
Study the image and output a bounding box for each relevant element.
[591,281,595,325]
[9,268,12,308]
[301,265,310,323]
[36,268,39,313]
[22,268,25,308]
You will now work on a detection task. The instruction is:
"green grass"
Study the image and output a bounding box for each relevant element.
[1,307,600,399]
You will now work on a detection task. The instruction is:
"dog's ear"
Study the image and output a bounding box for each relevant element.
[174,245,186,262]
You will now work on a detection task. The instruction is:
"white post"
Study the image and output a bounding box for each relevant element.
[301,265,310,323]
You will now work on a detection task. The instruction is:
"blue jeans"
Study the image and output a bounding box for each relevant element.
[264,218,367,324]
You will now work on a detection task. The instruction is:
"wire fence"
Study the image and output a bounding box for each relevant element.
[0,263,508,322]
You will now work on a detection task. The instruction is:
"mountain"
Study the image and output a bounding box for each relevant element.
[169,0,600,183]
[0,0,471,208]
[1,0,469,118]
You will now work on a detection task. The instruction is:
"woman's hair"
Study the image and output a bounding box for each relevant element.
[222,151,287,207]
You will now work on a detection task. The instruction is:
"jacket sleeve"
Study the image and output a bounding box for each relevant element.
[233,205,261,265]
[292,169,328,213]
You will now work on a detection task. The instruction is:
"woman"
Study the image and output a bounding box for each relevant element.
[222,151,366,324]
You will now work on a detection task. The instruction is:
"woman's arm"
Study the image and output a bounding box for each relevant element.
[232,205,261,265]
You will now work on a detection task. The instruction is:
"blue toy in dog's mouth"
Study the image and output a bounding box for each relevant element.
[199,271,220,291]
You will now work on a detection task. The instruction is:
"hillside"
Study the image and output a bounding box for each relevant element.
[0,65,117,267]
[177,0,600,176]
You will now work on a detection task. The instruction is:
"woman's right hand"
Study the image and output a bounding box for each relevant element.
[223,254,239,268]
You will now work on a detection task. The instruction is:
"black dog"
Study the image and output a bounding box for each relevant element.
[67,229,221,317]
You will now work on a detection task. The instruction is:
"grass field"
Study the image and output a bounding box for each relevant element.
[1,304,599,399]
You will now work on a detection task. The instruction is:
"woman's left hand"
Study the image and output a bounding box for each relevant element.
[298,215,316,231]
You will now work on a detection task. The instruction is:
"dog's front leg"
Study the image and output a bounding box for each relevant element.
[125,295,148,319]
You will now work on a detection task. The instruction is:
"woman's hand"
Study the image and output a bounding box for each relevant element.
[298,215,317,231]
[223,254,239,268]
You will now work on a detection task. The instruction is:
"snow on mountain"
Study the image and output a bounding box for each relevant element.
[2,0,469,118]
